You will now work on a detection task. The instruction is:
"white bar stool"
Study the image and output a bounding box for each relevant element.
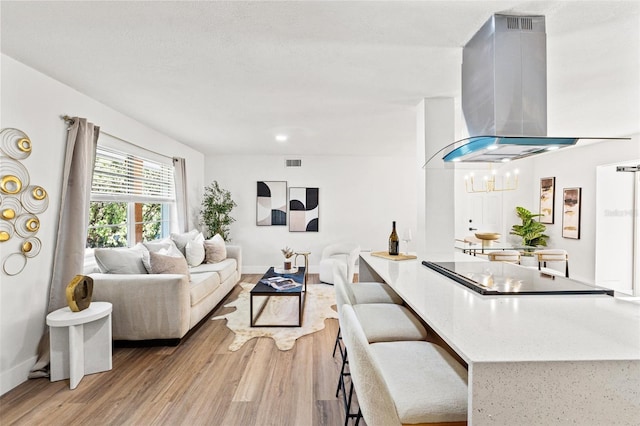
[487,250,521,264]
[340,304,468,426]
[47,302,113,389]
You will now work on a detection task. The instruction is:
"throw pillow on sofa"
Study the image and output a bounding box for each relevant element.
[204,234,227,263]
[185,232,205,267]
[149,251,190,278]
[94,245,148,274]
[142,238,183,272]
[170,229,200,256]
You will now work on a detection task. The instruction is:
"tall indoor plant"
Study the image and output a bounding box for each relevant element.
[200,181,237,241]
[510,206,548,249]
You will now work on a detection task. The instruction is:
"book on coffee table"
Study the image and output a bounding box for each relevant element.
[259,276,302,291]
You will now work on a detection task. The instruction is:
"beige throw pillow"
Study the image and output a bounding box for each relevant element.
[170,229,200,256]
[204,234,227,263]
[149,251,190,278]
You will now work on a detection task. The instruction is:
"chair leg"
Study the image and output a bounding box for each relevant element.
[336,347,348,398]
[538,261,542,271]
[332,327,342,358]
[565,261,569,278]
[354,407,363,426]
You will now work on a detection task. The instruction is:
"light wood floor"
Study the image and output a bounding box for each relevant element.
[0,274,352,426]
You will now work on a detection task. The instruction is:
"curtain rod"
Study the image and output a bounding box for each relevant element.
[61,115,174,161]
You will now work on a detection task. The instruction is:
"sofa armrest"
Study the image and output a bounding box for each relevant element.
[226,244,242,277]
[90,273,191,340]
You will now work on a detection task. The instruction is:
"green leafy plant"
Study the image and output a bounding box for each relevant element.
[510,206,548,249]
[200,181,237,241]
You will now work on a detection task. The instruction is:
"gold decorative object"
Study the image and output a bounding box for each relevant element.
[66,275,94,312]
[1,128,32,160]
[1,127,48,276]
[464,165,519,193]
[474,232,502,248]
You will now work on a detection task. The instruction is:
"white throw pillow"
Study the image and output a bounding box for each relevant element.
[94,245,148,274]
[185,233,205,266]
[204,234,227,263]
[170,229,200,256]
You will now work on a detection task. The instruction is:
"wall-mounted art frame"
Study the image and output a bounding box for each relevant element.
[539,177,555,224]
[256,181,287,226]
[562,187,581,239]
[289,187,319,232]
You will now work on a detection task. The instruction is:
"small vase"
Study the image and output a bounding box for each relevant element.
[284,261,292,270]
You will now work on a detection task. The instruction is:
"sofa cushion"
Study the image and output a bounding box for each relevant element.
[190,258,237,283]
[149,251,190,278]
[190,272,221,306]
[185,233,205,267]
[170,230,200,256]
[204,234,227,263]
[94,246,147,274]
[143,238,183,272]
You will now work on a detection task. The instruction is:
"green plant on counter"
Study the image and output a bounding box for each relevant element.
[200,181,237,241]
[510,206,548,249]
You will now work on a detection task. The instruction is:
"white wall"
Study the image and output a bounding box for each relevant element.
[0,55,205,395]
[204,155,417,273]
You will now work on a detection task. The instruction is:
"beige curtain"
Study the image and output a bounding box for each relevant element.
[29,117,99,378]
[173,157,188,233]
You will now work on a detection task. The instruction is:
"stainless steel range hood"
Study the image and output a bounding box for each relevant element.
[444,14,579,163]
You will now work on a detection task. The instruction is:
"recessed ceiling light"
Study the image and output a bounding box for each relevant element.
[486,145,498,151]
[501,158,511,162]
[546,146,560,151]
[275,134,288,142]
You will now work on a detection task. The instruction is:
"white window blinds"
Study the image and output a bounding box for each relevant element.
[91,146,175,203]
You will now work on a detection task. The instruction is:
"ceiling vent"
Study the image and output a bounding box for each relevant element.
[285,159,302,167]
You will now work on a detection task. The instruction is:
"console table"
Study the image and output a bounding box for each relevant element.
[47,302,113,389]
[359,252,640,425]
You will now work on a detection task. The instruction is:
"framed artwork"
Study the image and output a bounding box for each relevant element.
[562,187,581,239]
[256,181,287,226]
[289,187,319,232]
[539,177,555,224]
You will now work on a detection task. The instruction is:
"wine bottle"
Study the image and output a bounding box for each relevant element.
[388,221,399,255]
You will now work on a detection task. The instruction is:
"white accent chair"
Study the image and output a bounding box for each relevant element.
[340,304,468,425]
[533,249,569,277]
[487,250,521,264]
[319,243,360,285]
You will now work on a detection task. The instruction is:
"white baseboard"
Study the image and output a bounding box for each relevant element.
[0,354,37,396]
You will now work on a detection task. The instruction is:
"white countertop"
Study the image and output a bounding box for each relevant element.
[360,252,640,364]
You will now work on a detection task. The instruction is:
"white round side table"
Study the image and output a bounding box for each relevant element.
[46,301,112,389]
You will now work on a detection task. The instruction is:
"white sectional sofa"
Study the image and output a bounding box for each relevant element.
[86,233,241,344]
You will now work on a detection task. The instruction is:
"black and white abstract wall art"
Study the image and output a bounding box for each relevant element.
[289,187,319,232]
[256,181,287,226]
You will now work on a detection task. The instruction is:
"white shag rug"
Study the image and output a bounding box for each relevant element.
[211,282,338,351]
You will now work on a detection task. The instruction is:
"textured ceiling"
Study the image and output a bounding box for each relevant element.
[2,1,639,157]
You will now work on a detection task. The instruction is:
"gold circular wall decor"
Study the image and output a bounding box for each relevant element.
[0,175,22,194]
[0,157,29,194]
[0,128,32,160]
[22,237,41,258]
[14,214,39,237]
[3,253,27,276]
[1,127,47,276]
[21,185,48,214]
[0,221,13,242]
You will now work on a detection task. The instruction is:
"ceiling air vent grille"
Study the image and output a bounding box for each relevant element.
[285,159,302,167]
[507,16,520,30]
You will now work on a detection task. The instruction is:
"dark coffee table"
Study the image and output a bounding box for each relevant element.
[250,266,306,327]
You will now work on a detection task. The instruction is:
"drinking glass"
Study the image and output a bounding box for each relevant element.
[402,228,412,255]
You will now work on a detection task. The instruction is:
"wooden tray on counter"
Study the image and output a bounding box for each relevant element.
[370,251,417,261]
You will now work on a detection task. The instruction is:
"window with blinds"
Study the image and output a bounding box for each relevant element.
[87,146,175,248]
[91,146,175,202]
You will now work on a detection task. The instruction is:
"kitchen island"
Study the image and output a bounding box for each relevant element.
[359,252,640,425]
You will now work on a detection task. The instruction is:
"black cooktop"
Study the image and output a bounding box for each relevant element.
[422,260,614,296]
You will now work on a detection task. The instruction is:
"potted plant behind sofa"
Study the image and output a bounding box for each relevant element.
[201,181,237,241]
[510,206,548,255]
